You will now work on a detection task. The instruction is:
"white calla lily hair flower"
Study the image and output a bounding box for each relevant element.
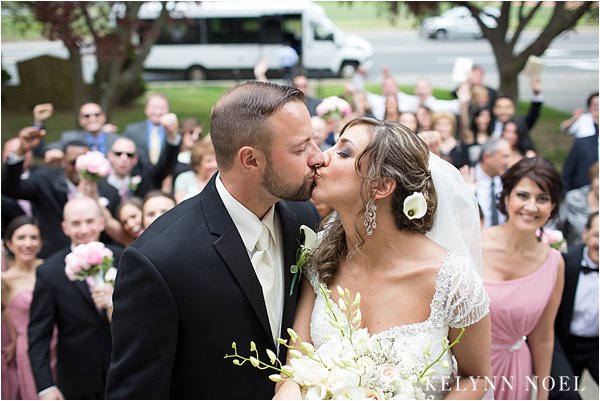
[403,192,427,220]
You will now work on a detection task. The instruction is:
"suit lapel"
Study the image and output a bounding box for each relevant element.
[202,177,273,342]
[72,279,98,311]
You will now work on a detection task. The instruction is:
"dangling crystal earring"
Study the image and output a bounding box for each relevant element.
[364,198,377,236]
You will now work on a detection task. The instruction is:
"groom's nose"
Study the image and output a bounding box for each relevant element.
[308,141,324,168]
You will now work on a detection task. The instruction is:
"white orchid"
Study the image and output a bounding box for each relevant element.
[403,192,427,220]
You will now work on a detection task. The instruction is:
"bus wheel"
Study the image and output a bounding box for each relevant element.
[187,66,207,81]
[339,61,358,79]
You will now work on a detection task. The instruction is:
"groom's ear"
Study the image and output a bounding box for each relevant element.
[373,178,396,200]
[238,146,260,171]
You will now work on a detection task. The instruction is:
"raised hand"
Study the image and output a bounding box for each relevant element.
[17,127,46,155]
[33,103,54,125]
[160,113,179,140]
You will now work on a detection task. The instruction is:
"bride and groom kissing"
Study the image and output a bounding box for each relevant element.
[105,81,491,399]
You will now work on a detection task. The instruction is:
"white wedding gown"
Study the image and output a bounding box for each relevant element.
[307,250,490,399]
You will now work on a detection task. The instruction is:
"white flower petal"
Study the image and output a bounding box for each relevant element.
[403,192,427,220]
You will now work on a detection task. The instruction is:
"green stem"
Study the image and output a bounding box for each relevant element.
[419,327,466,380]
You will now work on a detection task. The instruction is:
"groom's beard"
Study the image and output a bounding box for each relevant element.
[263,162,314,201]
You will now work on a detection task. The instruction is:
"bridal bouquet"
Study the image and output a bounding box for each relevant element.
[75,150,112,181]
[64,241,115,287]
[226,285,464,400]
[316,96,352,121]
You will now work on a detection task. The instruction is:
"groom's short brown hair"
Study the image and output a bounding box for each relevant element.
[210,81,305,171]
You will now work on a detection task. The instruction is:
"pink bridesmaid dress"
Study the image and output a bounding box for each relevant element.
[484,248,561,400]
[2,317,19,400]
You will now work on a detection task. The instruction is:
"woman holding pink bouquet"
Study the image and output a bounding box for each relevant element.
[274,118,491,399]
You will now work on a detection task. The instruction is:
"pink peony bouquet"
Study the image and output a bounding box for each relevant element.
[75,150,112,181]
[316,96,353,121]
[65,241,115,287]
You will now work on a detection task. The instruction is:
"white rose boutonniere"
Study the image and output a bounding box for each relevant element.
[289,225,317,296]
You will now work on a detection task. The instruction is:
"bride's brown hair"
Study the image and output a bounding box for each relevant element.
[311,117,437,284]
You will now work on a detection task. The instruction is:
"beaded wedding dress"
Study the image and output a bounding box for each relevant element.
[307,250,490,399]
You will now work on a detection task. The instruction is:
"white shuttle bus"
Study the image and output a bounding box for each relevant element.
[138,1,373,80]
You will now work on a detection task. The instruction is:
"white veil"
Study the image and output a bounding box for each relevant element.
[426,153,483,276]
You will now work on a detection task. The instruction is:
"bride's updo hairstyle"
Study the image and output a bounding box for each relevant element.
[312,117,437,284]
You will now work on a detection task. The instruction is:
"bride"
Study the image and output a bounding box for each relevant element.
[274,117,491,399]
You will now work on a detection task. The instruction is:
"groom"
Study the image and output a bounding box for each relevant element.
[106,81,323,399]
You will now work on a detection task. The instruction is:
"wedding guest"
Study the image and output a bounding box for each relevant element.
[174,141,218,203]
[457,83,493,166]
[473,138,512,228]
[98,120,180,202]
[43,103,120,165]
[2,128,120,257]
[550,212,598,400]
[432,111,467,168]
[559,91,598,138]
[99,197,144,248]
[482,157,564,400]
[275,117,491,399]
[28,197,123,400]
[490,78,542,152]
[2,138,35,236]
[383,93,400,122]
[501,119,537,167]
[1,217,52,400]
[310,116,331,151]
[141,191,176,229]
[562,127,598,194]
[106,81,322,399]
[173,117,204,179]
[398,111,418,133]
[416,105,434,132]
[292,74,322,117]
[558,162,599,248]
[124,93,171,168]
[417,130,442,157]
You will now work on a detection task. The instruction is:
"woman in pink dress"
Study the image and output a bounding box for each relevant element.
[482,157,565,400]
[1,216,46,399]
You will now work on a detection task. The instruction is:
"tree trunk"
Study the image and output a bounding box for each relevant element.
[66,45,87,118]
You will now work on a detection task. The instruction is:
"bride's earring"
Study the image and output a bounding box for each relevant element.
[364,198,377,236]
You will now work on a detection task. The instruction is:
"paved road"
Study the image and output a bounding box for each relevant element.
[353,28,598,113]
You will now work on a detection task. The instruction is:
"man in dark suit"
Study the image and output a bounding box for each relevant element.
[2,128,120,257]
[28,197,123,400]
[106,81,323,399]
[562,132,599,194]
[491,77,543,152]
[550,212,599,399]
[44,103,121,164]
[123,93,170,169]
[98,132,179,203]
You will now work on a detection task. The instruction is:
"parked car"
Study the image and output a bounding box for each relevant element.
[420,6,500,40]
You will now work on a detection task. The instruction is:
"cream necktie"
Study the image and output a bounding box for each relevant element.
[252,224,278,343]
[149,125,161,165]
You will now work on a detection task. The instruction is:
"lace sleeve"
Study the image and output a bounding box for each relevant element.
[304,265,321,294]
[441,251,490,328]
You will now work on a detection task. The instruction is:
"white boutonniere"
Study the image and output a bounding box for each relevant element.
[129,175,142,192]
[289,225,317,296]
[403,192,427,220]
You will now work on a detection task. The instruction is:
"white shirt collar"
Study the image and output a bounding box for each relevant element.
[215,173,278,253]
[107,173,130,189]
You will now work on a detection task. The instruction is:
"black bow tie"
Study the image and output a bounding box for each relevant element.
[581,265,599,275]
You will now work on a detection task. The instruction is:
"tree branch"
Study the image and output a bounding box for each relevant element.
[509,2,542,48]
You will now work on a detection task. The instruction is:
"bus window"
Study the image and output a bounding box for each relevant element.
[312,22,334,41]
[156,19,201,44]
[261,17,282,44]
[207,17,261,44]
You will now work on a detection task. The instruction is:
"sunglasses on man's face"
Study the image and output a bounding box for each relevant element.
[67,160,77,167]
[81,112,103,119]
[112,151,136,159]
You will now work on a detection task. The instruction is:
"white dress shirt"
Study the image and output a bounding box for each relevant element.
[570,247,599,337]
[475,163,506,228]
[215,174,284,344]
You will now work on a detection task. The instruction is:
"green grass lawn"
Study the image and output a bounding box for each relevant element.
[1,82,572,171]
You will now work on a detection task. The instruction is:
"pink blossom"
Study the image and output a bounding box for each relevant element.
[76,151,112,179]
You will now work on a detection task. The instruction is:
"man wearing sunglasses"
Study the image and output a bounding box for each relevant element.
[98,131,180,203]
[44,103,121,165]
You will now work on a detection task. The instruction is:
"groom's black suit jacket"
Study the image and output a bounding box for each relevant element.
[106,175,320,399]
[28,244,123,399]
